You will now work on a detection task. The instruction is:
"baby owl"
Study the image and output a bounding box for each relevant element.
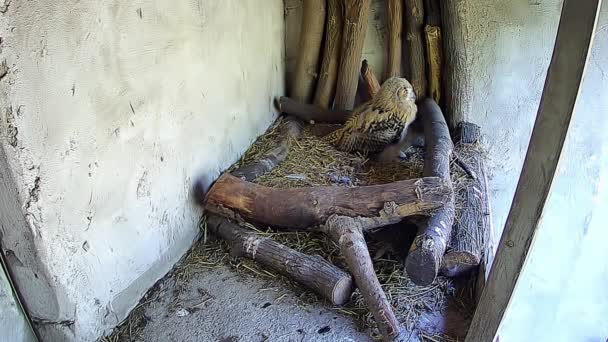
[324,77,418,159]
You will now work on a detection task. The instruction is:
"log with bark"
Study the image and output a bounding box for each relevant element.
[405,98,455,286]
[403,0,427,98]
[423,0,443,103]
[313,0,343,109]
[232,116,303,182]
[385,0,403,80]
[204,173,451,230]
[207,214,354,305]
[358,59,382,103]
[276,96,352,124]
[291,0,327,103]
[334,0,372,110]
[439,122,490,278]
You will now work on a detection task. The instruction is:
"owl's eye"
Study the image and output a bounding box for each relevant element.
[398,87,407,97]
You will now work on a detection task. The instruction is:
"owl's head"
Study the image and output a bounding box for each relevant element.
[375,77,416,106]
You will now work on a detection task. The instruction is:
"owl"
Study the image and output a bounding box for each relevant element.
[324,77,418,158]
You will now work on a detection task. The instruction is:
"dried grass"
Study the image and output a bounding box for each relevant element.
[105,119,479,342]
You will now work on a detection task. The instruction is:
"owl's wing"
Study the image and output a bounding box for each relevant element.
[337,107,405,154]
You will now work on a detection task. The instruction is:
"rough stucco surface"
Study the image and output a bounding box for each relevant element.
[0,1,284,341]
[498,3,608,341]
[0,266,36,342]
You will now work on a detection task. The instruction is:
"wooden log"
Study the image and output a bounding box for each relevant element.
[403,0,427,98]
[232,116,303,182]
[424,0,443,102]
[204,173,451,230]
[439,0,472,129]
[439,122,489,278]
[334,0,372,110]
[385,0,403,80]
[424,25,443,104]
[291,0,326,103]
[405,98,454,285]
[313,0,343,109]
[359,59,382,102]
[322,215,405,341]
[466,2,600,340]
[207,214,354,305]
[277,96,352,124]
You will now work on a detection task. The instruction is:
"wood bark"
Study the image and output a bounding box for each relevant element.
[439,122,489,278]
[291,0,327,103]
[204,173,451,230]
[405,98,454,286]
[232,116,303,182]
[424,25,443,104]
[334,0,372,110]
[207,214,354,305]
[466,2,600,340]
[403,0,427,98]
[277,96,352,123]
[385,0,403,80]
[322,216,405,341]
[359,59,381,102]
[313,0,343,109]
[439,0,471,129]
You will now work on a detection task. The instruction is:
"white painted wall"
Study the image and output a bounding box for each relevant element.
[0,266,36,342]
[0,1,284,341]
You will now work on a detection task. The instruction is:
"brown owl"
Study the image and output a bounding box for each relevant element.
[324,77,418,158]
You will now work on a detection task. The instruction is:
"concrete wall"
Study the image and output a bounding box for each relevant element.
[0,1,284,341]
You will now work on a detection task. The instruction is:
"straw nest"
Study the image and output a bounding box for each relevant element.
[106,117,479,342]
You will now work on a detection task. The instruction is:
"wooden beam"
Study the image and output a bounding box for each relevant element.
[465,1,601,341]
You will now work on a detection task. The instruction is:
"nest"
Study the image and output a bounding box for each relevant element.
[106,118,477,342]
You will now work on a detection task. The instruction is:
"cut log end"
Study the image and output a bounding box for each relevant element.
[405,235,441,285]
[332,273,355,305]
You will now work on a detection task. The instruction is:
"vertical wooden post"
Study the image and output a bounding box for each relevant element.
[403,0,427,98]
[465,1,601,341]
[291,0,327,103]
[314,0,343,109]
[385,0,403,80]
[334,0,372,110]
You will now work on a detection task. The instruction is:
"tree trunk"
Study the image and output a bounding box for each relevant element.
[232,116,303,182]
[403,0,427,98]
[424,25,443,104]
[204,173,451,230]
[439,0,471,129]
[277,96,352,124]
[291,0,327,103]
[322,216,405,341]
[334,0,372,110]
[313,0,343,109]
[405,98,454,285]
[385,0,403,80]
[207,214,354,305]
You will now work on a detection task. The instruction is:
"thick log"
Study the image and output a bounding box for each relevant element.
[232,116,303,182]
[313,0,343,109]
[439,122,490,278]
[334,0,372,110]
[405,98,454,285]
[322,216,405,341]
[291,0,326,103]
[385,0,403,80]
[277,96,352,124]
[358,59,382,102]
[403,0,427,98]
[424,25,443,104]
[205,173,451,230]
[207,214,354,305]
[439,1,472,129]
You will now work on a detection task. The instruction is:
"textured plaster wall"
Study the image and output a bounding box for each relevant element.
[498,3,608,341]
[0,0,284,341]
